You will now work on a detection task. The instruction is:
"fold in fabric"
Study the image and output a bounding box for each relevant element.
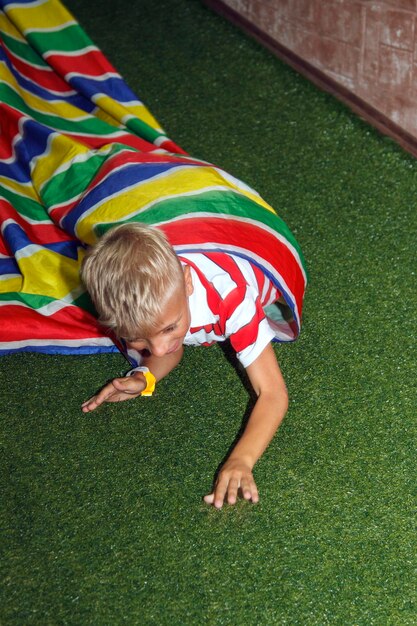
[0,0,307,358]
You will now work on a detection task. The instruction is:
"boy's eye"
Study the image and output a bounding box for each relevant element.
[127,338,146,346]
[164,325,176,333]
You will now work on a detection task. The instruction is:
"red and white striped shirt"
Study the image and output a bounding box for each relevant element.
[180,251,281,368]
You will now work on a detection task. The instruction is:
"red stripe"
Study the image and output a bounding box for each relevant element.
[91,150,203,185]
[0,104,25,159]
[263,280,276,305]
[165,217,305,315]
[59,130,154,151]
[189,324,221,338]
[203,252,246,288]
[220,284,247,332]
[0,199,74,244]
[3,45,72,93]
[48,50,117,79]
[0,303,103,341]
[230,312,262,354]
[228,296,265,354]
[48,198,80,225]
[178,256,220,315]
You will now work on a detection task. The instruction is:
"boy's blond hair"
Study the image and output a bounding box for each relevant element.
[81,222,184,341]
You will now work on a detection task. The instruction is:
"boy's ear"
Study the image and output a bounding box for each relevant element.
[183,265,194,296]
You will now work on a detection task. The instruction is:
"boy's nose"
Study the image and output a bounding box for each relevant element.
[149,338,169,357]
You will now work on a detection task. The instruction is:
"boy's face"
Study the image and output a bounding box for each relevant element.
[127,265,193,358]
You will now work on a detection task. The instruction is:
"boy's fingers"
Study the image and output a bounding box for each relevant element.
[204,473,259,508]
[226,477,239,504]
[241,476,259,502]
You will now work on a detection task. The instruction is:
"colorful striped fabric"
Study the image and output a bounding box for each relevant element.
[0,0,307,359]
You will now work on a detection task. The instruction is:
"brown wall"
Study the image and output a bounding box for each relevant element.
[206,0,417,155]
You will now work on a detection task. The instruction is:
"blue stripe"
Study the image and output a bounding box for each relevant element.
[0,0,37,6]
[62,161,185,234]
[69,75,138,104]
[0,344,120,356]
[0,257,20,275]
[3,222,80,259]
[0,45,95,110]
[0,118,53,182]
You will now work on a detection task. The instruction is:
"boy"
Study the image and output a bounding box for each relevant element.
[81,222,297,509]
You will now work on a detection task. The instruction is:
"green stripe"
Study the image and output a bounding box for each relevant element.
[0,289,94,316]
[0,291,73,309]
[27,24,94,56]
[95,189,307,272]
[0,290,95,316]
[0,83,122,136]
[0,187,46,220]
[1,31,49,66]
[73,290,96,315]
[125,117,164,145]
[41,146,126,208]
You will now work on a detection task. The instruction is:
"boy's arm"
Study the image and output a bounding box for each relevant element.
[204,342,288,508]
[81,347,184,412]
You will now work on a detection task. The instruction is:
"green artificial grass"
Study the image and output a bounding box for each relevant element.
[1,1,416,624]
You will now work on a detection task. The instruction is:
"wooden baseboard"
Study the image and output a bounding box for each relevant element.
[203,0,417,159]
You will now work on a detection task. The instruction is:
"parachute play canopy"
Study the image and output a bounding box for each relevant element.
[0,0,307,359]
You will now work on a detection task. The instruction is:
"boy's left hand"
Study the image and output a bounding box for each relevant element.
[203,458,259,509]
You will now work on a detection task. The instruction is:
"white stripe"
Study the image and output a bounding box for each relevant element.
[43,44,99,58]
[0,273,19,280]
[0,337,114,349]
[0,82,92,121]
[183,328,221,347]
[0,285,85,316]
[75,183,248,235]
[1,212,52,227]
[4,0,49,10]
[18,71,76,96]
[69,72,120,83]
[14,242,43,260]
[154,135,169,147]
[160,210,307,285]
[25,20,79,36]
[3,45,53,71]
[261,274,271,302]
[212,167,261,198]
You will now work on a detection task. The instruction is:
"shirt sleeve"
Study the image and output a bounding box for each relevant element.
[220,284,275,368]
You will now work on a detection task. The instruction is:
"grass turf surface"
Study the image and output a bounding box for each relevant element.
[1,0,416,624]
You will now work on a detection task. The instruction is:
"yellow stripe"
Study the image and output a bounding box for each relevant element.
[31,133,90,191]
[7,0,76,35]
[0,276,23,293]
[0,63,92,122]
[124,104,162,132]
[20,248,81,299]
[93,94,162,134]
[93,94,132,128]
[0,11,26,41]
[93,107,123,128]
[76,165,275,243]
[0,177,40,202]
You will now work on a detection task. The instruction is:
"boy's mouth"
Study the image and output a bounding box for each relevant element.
[166,340,180,354]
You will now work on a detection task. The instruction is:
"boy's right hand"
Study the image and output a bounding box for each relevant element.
[81,373,146,412]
